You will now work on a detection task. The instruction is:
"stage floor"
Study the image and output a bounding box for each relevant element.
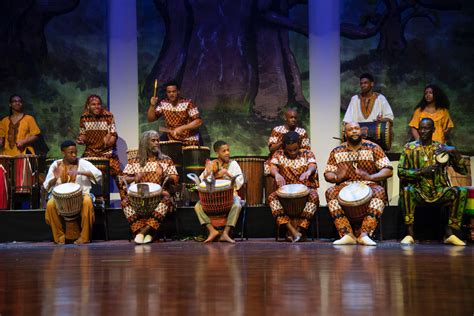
[0,240,472,315]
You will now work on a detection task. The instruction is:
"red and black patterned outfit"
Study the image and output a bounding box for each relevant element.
[324,140,392,237]
[154,97,201,146]
[79,109,126,199]
[122,157,178,234]
[267,149,319,229]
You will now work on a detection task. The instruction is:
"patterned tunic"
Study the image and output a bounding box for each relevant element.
[268,125,311,151]
[398,141,467,229]
[268,149,319,229]
[122,157,178,233]
[324,140,392,237]
[154,97,201,145]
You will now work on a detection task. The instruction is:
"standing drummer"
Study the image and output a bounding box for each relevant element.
[44,140,102,245]
[121,130,179,244]
[343,73,394,123]
[194,140,244,243]
[268,131,319,242]
[147,80,203,146]
[324,122,393,246]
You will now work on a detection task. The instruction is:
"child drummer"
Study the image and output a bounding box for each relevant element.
[194,140,244,243]
[268,131,320,242]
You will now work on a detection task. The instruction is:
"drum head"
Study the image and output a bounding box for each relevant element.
[276,183,309,198]
[199,179,231,190]
[53,183,81,194]
[436,152,449,164]
[128,182,162,194]
[338,183,372,206]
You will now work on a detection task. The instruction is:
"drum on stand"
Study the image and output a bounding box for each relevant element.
[233,157,265,206]
[0,156,12,209]
[52,183,84,241]
[183,146,210,204]
[160,141,183,182]
[127,182,162,217]
[276,184,309,218]
[337,182,373,223]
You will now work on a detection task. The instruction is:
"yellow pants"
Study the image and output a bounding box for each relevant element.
[45,195,95,243]
[194,196,242,227]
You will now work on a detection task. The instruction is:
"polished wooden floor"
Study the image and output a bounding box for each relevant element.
[0,240,473,315]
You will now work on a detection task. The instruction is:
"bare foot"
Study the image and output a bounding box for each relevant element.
[56,235,65,245]
[220,233,236,244]
[74,237,90,245]
[204,230,220,243]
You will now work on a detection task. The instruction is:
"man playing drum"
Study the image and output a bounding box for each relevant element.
[77,95,126,199]
[122,130,179,244]
[324,122,393,246]
[148,81,203,146]
[343,73,394,123]
[44,140,102,245]
[398,118,467,246]
[194,140,244,243]
[268,131,319,242]
[268,108,310,154]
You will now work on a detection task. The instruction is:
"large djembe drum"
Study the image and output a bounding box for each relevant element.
[52,183,84,241]
[337,182,373,223]
[233,157,264,206]
[197,179,234,227]
[160,141,183,181]
[342,121,392,151]
[127,182,162,217]
[276,184,309,218]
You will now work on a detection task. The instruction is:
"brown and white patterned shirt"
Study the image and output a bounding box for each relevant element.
[154,97,201,145]
[123,157,178,185]
[268,125,311,150]
[270,149,319,189]
[79,109,117,158]
[324,139,392,185]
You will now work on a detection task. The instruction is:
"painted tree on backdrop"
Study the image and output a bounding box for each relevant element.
[145,0,309,120]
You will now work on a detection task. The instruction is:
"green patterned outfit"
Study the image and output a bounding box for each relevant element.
[398,141,467,230]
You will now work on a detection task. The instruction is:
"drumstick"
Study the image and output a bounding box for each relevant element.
[153,79,158,98]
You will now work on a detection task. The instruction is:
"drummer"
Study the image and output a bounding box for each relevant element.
[268,131,319,242]
[44,140,102,245]
[148,80,203,146]
[343,73,394,123]
[324,122,392,246]
[268,108,310,154]
[398,118,467,246]
[194,140,244,243]
[121,130,179,244]
[77,95,127,200]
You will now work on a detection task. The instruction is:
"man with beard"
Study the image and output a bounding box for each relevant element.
[324,122,393,246]
[148,81,203,146]
[268,108,311,154]
[268,131,319,242]
[121,131,179,244]
[343,73,394,123]
[398,118,467,246]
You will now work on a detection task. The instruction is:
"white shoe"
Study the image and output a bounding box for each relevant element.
[333,235,357,245]
[400,235,415,245]
[134,233,145,244]
[143,234,153,244]
[357,235,377,246]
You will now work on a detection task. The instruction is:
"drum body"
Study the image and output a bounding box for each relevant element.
[12,155,39,194]
[52,183,83,220]
[276,184,309,218]
[128,182,162,217]
[183,146,210,184]
[160,141,183,181]
[337,182,373,222]
[343,121,392,151]
[83,157,110,202]
[448,156,471,187]
[198,179,234,216]
[0,156,12,209]
[233,157,264,206]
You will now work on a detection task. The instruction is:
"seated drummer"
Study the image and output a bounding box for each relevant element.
[148,80,203,146]
[194,140,244,244]
[268,108,311,154]
[398,118,467,246]
[268,131,319,242]
[44,140,102,245]
[122,130,179,244]
[324,122,392,246]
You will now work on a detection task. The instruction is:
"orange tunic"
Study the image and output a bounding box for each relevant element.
[408,108,453,144]
[0,115,41,156]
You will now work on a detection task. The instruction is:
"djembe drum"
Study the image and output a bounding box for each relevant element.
[52,183,84,241]
[160,140,183,181]
[337,182,373,223]
[0,156,11,209]
[12,155,39,194]
[127,182,163,217]
[342,121,392,151]
[197,179,234,227]
[276,184,309,218]
[183,146,210,203]
[233,157,264,206]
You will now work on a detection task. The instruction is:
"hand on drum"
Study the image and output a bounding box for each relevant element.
[355,168,373,181]
[275,173,286,187]
[299,170,312,182]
